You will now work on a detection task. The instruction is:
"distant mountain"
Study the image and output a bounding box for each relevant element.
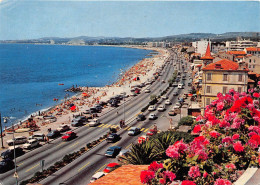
[1,32,259,44]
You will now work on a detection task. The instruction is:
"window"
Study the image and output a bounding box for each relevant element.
[253,65,255,68]
[223,86,228,94]
[254,59,256,63]
[206,98,211,105]
[206,86,211,93]
[223,74,228,81]
[249,65,251,68]
[238,87,242,93]
[207,73,212,81]
[238,74,243,82]
[249,59,251,63]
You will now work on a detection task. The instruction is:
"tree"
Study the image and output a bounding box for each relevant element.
[178,116,194,127]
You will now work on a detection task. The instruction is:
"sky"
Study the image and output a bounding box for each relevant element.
[0,0,259,40]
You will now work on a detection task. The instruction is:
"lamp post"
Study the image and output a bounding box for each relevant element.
[120,69,126,122]
[0,113,4,148]
[11,122,18,185]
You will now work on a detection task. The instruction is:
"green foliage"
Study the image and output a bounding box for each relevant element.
[150,94,157,101]
[178,116,194,127]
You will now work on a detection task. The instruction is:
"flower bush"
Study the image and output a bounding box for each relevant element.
[141,88,260,184]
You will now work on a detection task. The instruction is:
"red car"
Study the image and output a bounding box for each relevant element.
[135,88,140,94]
[61,131,76,141]
[146,129,157,137]
[103,163,120,173]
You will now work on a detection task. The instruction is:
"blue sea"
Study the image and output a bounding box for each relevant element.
[0,44,152,128]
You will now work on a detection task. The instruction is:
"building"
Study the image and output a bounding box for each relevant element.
[245,47,260,56]
[201,43,214,66]
[201,59,248,110]
[217,51,247,62]
[211,41,226,54]
[192,39,211,55]
[226,38,259,51]
[244,55,260,74]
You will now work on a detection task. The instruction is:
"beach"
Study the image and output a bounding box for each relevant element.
[0,46,169,152]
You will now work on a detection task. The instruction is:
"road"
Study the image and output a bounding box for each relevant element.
[39,54,190,185]
[0,50,184,185]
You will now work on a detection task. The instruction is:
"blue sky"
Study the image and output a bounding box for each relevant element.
[0,0,259,40]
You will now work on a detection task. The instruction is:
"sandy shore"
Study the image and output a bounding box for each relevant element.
[0,46,169,151]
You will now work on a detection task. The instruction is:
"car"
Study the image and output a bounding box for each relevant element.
[178,84,184,89]
[135,89,140,94]
[145,81,152,85]
[117,149,130,161]
[178,98,184,104]
[88,118,100,127]
[175,102,182,108]
[46,130,60,139]
[105,146,122,157]
[106,133,120,143]
[94,105,103,112]
[172,83,178,87]
[128,127,141,136]
[173,92,178,96]
[144,88,151,93]
[71,116,87,127]
[6,136,27,146]
[148,105,156,111]
[90,172,106,183]
[136,114,146,121]
[162,80,165,83]
[62,131,77,141]
[168,110,176,116]
[29,133,45,141]
[157,105,165,111]
[103,163,120,173]
[146,129,158,137]
[165,99,171,105]
[57,124,71,132]
[188,82,192,86]
[1,146,24,159]
[148,113,157,120]
[0,159,15,173]
[162,95,168,99]
[89,107,99,113]
[23,139,40,149]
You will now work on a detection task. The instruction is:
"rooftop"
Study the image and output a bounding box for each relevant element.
[246,47,260,52]
[91,165,149,185]
[227,51,246,55]
[202,59,248,71]
[201,43,214,60]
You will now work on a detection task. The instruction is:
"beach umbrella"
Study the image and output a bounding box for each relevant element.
[70,103,74,107]
[70,106,76,111]
[82,93,88,97]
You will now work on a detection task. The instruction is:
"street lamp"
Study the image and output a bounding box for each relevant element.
[120,69,126,122]
[0,113,4,148]
[11,122,18,185]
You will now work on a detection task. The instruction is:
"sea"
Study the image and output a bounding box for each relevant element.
[0,44,152,128]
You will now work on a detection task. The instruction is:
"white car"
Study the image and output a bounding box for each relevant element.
[165,99,171,105]
[88,118,100,127]
[148,105,156,111]
[57,124,70,132]
[178,84,184,89]
[157,105,165,111]
[175,102,182,108]
[161,95,168,99]
[6,136,27,146]
[23,139,40,149]
[90,172,106,183]
[149,113,157,120]
[144,88,151,93]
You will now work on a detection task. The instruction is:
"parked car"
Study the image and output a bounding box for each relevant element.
[103,163,120,173]
[157,105,165,111]
[117,149,130,161]
[62,131,77,141]
[175,102,182,108]
[23,139,40,149]
[144,88,151,93]
[6,136,27,146]
[168,110,176,116]
[105,146,121,157]
[173,91,178,96]
[165,99,171,105]
[88,118,100,127]
[1,146,24,159]
[106,133,120,143]
[136,114,146,121]
[188,82,192,86]
[71,116,87,127]
[178,84,184,89]
[148,113,157,120]
[90,172,106,183]
[29,133,45,141]
[148,105,156,111]
[172,83,178,87]
[0,159,15,173]
[162,95,168,99]
[57,124,70,132]
[146,129,158,137]
[46,130,60,139]
[128,127,141,136]
[178,98,184,104]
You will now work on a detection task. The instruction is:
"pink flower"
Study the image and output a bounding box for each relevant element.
[214,178,232,185]
[188,166,201,178]
[140,170,155,184]
[195,150,208,161]
[248,139,258,149]
[250,135,260,145]
[193,125,201,133]
[166,146,179,159]
[232,134,240,140]
[159,179,165,184]
[225,163,236,170]
[163,171,176,181]
[219,120,230,128]
[233,141,244,152]
[222,136,233,145]
[148,161,163,172]
[196,115,203,122]
[258,81,260,86]
[217,102,224,111]
[181,180,196,185]
[248,132,258,137]
[253,92,260,98]
[203,171,208,178]
[248,126,260,134]
[210,131,221,138]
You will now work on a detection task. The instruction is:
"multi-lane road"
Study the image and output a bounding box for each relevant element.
[0,50,190,185]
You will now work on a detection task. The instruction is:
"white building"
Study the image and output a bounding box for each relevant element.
[192,40,211,55]
[226,38,259,51]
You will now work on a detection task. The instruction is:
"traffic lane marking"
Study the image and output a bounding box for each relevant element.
[57,142,66,147]
[69,141,79,148]
[95,163,107,174]
[125,143,132,149]
[17,162,24,167]
[78,162,90,172]
[26,163,40,172]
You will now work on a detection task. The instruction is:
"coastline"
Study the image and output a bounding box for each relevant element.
[1,46,169,150]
